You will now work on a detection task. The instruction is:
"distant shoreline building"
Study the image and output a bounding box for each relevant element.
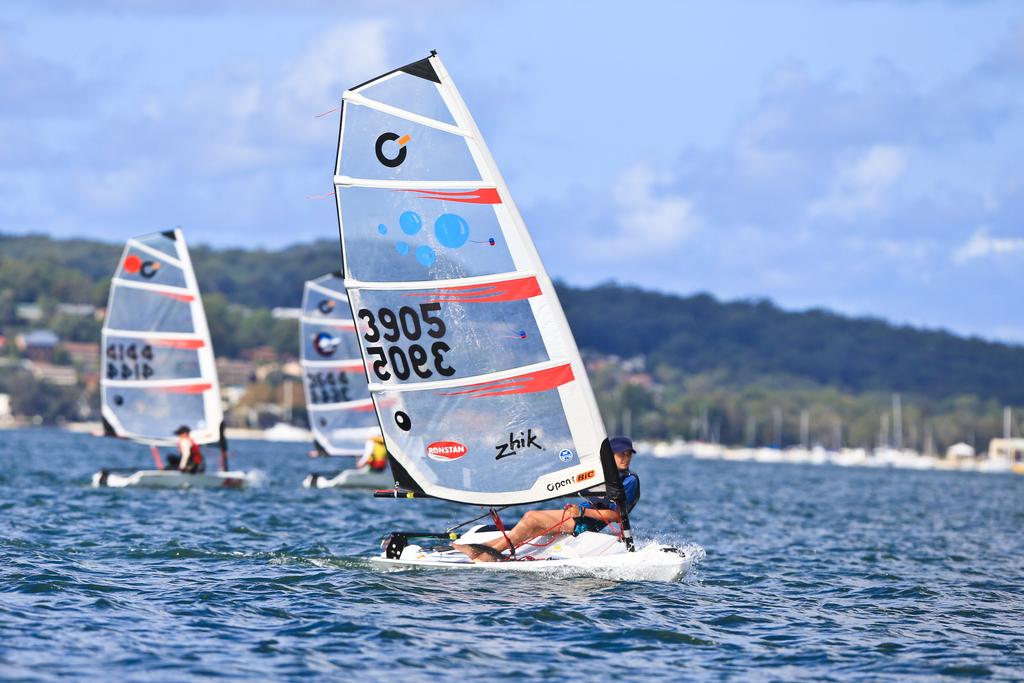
[16,330,59,363]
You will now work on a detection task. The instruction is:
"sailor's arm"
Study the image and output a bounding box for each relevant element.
[178,440,192,471]
[565,503,621,524]
[355,440,373,469]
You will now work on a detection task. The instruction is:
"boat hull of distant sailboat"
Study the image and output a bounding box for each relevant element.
[91,469,263,489]
[302,467,393,489]
[369,527,696,582]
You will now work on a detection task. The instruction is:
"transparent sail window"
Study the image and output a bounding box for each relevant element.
[339,186,515,283]
[101,334,203,382]
[134,232,179,258]
[339,103,481,181]
[103,386,213,440]
[374,382,578,494]
[302,278,351,322]
[307,402,379,453]
[349,286,549,385]
[355,71,456,126]
[116,247,187,288]
[302,365,370,405]
[300,321,364,364]
[106,285,195,334]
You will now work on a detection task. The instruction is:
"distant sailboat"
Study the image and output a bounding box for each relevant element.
[298,273,392,488]
[332,52,693,579]
[92,229,259,488]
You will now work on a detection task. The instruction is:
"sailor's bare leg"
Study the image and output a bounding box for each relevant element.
[454,510,575,561]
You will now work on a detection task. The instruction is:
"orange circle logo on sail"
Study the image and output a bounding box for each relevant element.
[123,255,161,278]
[123,255,142,273]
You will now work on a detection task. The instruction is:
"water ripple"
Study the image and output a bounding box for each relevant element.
[2,429,1024,680]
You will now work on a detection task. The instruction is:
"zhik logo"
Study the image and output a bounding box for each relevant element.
[495,429,543,460]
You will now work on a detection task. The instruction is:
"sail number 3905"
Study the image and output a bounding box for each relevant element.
[357,303,455,381]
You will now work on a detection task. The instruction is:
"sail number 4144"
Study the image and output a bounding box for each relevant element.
[357,303,455,381]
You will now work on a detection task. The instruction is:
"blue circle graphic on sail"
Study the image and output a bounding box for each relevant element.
[399,211,423,235]
[415,246,436,266]
[434,213,470,249]
[377,224,387,235]
[396,241,410,256]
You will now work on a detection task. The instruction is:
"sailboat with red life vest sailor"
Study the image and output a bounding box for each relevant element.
[299,272,394,489]
[91,229,261,489]
[330,52,695,580]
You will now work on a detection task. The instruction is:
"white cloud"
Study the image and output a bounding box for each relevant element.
[807,144,907,220]
[273,20,391,127]
[159,19,393,175]
[952,228,1024,264]
[578,164,700,260]
[75,166,153,211]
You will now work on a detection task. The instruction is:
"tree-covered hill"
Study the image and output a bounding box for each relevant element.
[2,232,1022,406]
[0,233,341,308]
[558,284,1024,404]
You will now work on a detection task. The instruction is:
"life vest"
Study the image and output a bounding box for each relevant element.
[179,437,204,473]
[621,470,640,513]
[189,443,205,472]
[369,440,388,471]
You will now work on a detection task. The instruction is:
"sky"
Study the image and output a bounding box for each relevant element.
[1,1,1023,343]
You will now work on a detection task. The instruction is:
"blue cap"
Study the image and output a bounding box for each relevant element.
[609,436,635,454]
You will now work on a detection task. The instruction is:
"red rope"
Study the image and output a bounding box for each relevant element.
[517,502,621,550]
[517,507,572,549]
[489,509,515,560]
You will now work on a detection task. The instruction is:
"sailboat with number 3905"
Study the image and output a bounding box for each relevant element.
[332,52,695,580]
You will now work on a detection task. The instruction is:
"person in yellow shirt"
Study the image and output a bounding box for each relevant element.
[355,435,389,471]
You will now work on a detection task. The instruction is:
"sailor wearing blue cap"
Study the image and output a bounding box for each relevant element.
[570,436,640,534]
[455,436,641,562]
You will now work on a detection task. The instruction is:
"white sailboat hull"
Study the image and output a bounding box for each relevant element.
[92,469,261,489]
[302,468,393,489]
[369,529,696,582]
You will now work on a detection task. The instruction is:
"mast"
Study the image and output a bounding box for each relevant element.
[892,394,903,450]
[219,421,229,472]
[599,439,634,552]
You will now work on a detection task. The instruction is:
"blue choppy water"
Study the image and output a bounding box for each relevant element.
[2,429,1023,680]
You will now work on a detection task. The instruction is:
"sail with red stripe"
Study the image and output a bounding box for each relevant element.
[100,229,223,445]
[334,52,606,505]
[300,273,381,455]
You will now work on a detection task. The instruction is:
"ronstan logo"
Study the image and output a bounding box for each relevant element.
[426,441,468,461]
[495,429,543,460]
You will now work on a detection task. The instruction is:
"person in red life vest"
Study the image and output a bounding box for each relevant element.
[454,436,640,562]
[172,425,205,474]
